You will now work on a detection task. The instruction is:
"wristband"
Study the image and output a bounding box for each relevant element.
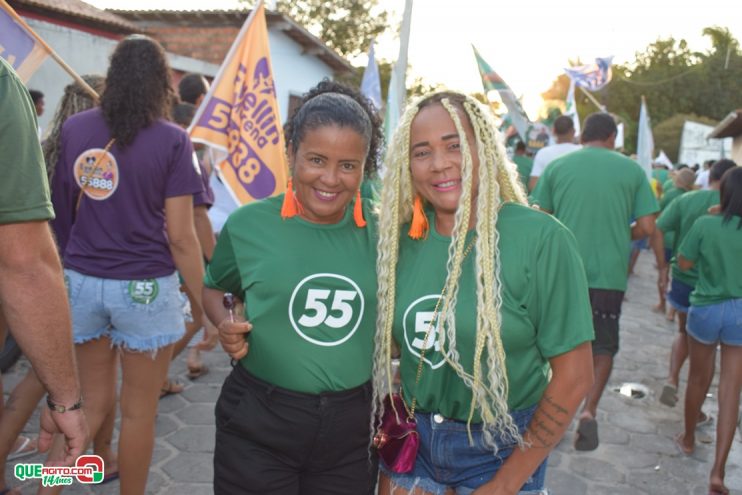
[46,395,83,413]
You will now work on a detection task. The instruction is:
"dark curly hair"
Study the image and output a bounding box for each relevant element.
[284,79,383,178]
[101,35,175,146]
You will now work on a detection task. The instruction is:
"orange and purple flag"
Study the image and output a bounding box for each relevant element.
[0,0,49,82]
[189,0,287,205]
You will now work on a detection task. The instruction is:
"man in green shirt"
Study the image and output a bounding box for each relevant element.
[0,57,87,464]
[512,141,533,192]
[532,112,659,451]
[652,159,737,407]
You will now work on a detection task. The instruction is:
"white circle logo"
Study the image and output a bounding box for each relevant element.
[288,273,364,347]
[403,294,449,369]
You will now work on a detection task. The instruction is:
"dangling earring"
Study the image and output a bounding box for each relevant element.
[281,177,302,219]
[353,189,366,228]
[408,195,429,239]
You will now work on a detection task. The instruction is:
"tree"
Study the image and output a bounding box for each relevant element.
[541,27,742,155]
[274,0,388,58]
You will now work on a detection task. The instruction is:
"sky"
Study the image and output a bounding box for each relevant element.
[87,0,742,116]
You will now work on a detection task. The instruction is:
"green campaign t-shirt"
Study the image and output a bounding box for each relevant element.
[512,154,534,192]
[0,58,54,224]
[205,195,378,394]
[392,204,593,421]
[679,214,742,306]
[653,168,669,186]
[656,189,720,287]
[531,146,659,292]
[658,187,687,252]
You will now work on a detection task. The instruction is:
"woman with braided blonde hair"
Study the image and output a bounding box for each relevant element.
[374,91,594,495]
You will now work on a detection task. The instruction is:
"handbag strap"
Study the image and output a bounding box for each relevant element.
[75,138,116,211]
[406,235,476,419]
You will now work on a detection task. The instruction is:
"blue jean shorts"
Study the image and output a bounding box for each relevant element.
[64,269,186,351]
[687,299,742,346]
[380,405,547,495]
[667,279,693,313]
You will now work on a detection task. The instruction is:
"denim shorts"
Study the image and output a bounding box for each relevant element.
[380,405,548,495]
[687,299,742,346]
[667,279,693,313]
[64,269,186,351]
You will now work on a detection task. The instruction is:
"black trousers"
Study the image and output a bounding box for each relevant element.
[213,364,378,495]
[589,288,624,357]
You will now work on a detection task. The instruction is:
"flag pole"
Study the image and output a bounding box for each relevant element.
[578,86,605,112]
[0,0,99,101]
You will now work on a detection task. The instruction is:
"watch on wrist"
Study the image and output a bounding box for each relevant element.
[46,395,83,413]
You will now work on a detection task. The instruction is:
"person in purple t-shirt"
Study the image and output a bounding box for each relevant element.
[46,35,205,493]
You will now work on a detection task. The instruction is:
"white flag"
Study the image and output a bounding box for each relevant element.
[360,40,381,110]
[636,97,654,179]
[565,79,580,137]
[384,0,413,143]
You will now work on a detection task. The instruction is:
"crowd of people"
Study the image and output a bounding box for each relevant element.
[0,33,739,495]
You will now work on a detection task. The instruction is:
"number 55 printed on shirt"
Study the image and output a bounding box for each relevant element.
[288,273,365,347]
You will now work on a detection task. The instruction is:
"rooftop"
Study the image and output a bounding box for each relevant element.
[708,109,742,139]
[109,8,354,74]
[9,0,138,33]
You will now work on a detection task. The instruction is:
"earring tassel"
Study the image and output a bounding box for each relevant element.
[408,195,429,239]
[281,178,300,219]
[353,189,366,228]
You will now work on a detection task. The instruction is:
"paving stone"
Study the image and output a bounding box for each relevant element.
[626,470,694,495]
[605,410,659,434]
[166,425,216,453]
[567,457,624,484]
[155,413,181,437]
[176,403,217,425]
[180,383,222,403]
[544,469,588,495]
[162,452,214,483]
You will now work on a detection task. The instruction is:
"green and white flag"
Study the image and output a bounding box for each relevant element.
[472,45,530,140]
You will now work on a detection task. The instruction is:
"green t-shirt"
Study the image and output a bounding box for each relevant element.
[656,189,720,287]
[658,187,687,251]
[663,179,675,196]
[0,58,54,224]
[652,168,669,186]
[392,204,593,421]
[679,215,742,306]
[512,154,534,192]
[531,146,659,291]
[204,195,378,394]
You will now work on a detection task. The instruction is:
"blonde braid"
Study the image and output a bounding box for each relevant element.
[371,107,417,433]
[372,91,529,453]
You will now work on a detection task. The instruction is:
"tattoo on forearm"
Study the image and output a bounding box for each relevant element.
[526,394,569,448]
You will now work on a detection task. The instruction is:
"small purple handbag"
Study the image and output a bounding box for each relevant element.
[374,394,419,473]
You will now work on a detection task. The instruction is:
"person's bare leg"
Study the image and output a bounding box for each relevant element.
[581,354,612,419]
[172,286,202,360]
[0,370,45,493]
[118,344,174,495]
[93,357,119,474]
[668,312,689,389]
[678,337,716,454]
[709,344,742,494]
[37,337,117,495]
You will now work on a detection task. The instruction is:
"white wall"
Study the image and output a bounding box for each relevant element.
[267,25,335,123]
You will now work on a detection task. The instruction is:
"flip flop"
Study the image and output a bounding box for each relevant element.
[159,379,184,399]
[100,470,119,485]
[697,412,714,429]
[7,435,37,461]
[187,365,209,380]
[708,484,729,495]
[659,384,678,407]
[574,417,599,451]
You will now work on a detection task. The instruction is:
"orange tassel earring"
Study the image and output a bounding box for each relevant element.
[353,189,366,228]
[408,195,429,239]
[281,178,302,219]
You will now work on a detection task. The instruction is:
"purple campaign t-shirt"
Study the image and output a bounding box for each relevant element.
[192,152,215,208]
[51,108,203,279]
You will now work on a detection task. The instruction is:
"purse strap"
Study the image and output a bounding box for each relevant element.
[406,235,476,419]
[75,138,116,211]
